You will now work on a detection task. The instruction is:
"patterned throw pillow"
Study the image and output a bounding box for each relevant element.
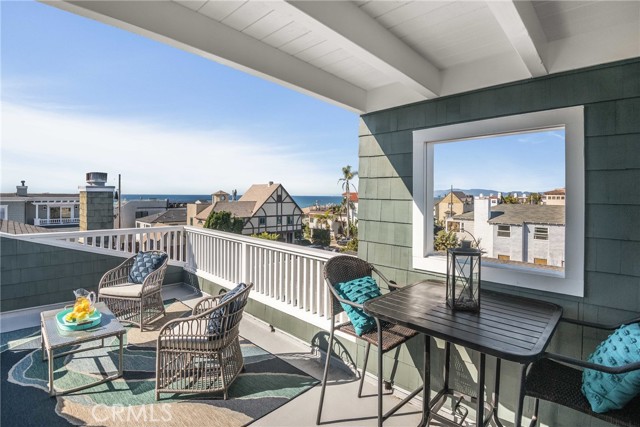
[582,323,640,413]
[208,283,247,336]
[334,276,382,336]
[128,251,168,284]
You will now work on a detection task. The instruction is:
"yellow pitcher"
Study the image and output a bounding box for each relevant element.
[65,289,96,323]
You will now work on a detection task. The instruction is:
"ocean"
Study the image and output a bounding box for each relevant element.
[122,194,342,208]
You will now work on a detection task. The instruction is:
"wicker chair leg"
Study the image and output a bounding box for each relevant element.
[358,342,371,398]
[316,320,336,425]
[139,298,145,331]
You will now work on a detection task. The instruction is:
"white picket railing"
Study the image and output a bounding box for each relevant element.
[2,225,341,327]
[184,226,337,321]
[34,218,80,226]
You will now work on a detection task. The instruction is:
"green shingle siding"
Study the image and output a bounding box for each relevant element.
[359,58,640,426]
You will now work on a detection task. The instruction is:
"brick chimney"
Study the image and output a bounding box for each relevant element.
[79,172,115,230]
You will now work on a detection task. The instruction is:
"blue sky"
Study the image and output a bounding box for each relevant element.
[434,129,565,193]
[1,1,358,195]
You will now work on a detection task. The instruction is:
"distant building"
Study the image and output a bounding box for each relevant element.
[135,208,187,228]
[542,188,566,206]
[0,181,80,228]
[435,191,474,223]
[116,199,169,229]
[0,219,50,234]
[447,198,565,268]
[189,182,303,243]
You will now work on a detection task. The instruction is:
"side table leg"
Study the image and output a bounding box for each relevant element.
[514,364,527,427]
[48,348,55,397]
[376,319,383,427]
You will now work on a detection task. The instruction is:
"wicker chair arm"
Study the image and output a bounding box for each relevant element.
[140,257,168,295]
[541,352,640,375]
[371,265,400,292]
[98,257,135,290]
[559,316,640,331]
[192,296,222,316]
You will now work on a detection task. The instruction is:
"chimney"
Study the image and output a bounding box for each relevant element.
[79,172,115,231]
[268,181,274,187]
[16,180,28,196]
[473,197,494,258]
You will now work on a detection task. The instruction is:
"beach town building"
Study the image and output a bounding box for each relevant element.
[542,188,567,206]
[447,198,565,268]
[135,208,187,228]
[434,190,474,223]
[189,182,303,243]
[115,199,169,229]
[0,181,80,228]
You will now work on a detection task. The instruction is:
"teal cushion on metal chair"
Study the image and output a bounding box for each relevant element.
[334,276,382,336]
[582,323,640,413]
[128,251,167,284]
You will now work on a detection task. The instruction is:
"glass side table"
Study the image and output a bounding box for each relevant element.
[40,302,125,397]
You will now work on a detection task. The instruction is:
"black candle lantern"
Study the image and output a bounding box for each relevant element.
[446,246,481,312]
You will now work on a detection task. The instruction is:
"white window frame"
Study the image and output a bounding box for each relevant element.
[534,227,549,240]
[412,106,584,297]
[0,205,7,220]
[497,225,511,238]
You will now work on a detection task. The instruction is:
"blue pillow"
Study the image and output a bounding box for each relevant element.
[334,276,382,336]
[128,251,167,284]
[582,323,640,413]
[208,283,247,336]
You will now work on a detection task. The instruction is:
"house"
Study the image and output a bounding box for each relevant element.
[434,191,473,223]
[303,205,343,238]
[447,198,565,268]
[0,181,80,227]
[190,182,303,243]
[135,208,187,228]
[115,198,168,229]
[542,188,566,206]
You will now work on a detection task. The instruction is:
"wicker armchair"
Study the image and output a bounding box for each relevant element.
[523,316,640,427]
[155,283,253,400]
[97,251,168,331]
[316,255,421,425]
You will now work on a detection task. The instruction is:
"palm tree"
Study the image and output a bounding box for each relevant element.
[338,165,358,238]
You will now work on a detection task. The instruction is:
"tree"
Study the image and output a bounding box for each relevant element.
[434,230,458,252]
[527,192,542,205]
[338,165,358,238]
[203,211,244,234]
[251,232,281,241]
[501,194,520,204]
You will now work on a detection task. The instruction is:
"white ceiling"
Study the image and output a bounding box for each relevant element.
[45,0,640,113]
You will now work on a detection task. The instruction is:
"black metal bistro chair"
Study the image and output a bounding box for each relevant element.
[316,255,422,425]
[523,316,640,427]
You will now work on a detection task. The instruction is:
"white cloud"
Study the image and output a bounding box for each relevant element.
[1,102,348,195]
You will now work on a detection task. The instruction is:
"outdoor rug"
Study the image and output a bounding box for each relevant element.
[1,300,318,427]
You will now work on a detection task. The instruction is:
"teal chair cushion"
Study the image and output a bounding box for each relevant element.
[582,323,640,413]
[128,251,167,284]
[335,276,381,336]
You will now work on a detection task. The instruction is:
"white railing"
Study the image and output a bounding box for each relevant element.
[34,218,80,226]
[2,225,341,328]
[4,226,187,264]
[185,227,337,321]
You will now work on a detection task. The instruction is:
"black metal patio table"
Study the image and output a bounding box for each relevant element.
[363,280,562,427]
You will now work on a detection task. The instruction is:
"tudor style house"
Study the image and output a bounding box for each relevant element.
[188,182,303,243]
[0,181,80,227]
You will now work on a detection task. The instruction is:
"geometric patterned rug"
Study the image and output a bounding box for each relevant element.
[1,300,318,427]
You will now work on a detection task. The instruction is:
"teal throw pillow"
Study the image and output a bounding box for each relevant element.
[334,276,382,336]
[581,323,640,413]
[128,251,167,284]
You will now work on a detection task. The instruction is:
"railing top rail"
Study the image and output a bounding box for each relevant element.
[0,225,185,240]
[184,226,340,261]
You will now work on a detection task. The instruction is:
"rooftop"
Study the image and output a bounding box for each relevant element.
[453,204,565,226]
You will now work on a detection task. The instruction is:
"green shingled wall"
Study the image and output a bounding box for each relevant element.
[358,58,640,426]
[0,236,184,312]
